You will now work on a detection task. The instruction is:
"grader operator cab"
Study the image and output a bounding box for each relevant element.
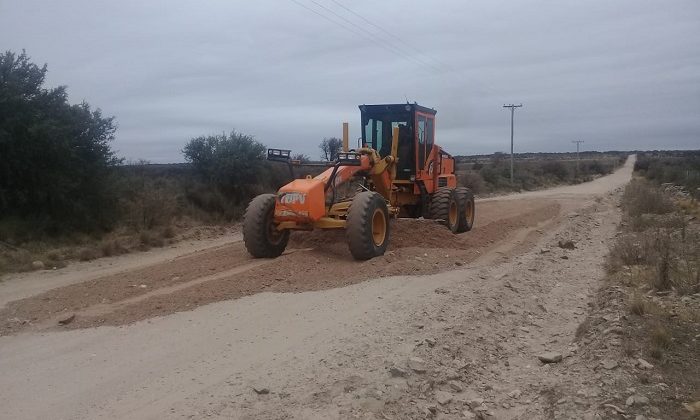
[243,103,475,260]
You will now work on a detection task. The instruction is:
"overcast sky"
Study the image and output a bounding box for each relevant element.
[2,0,699,162]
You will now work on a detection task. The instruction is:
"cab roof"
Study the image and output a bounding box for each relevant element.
[359,103,437,115]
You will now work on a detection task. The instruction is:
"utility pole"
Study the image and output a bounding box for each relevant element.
[503,104,522,184]
[572,140,584,174]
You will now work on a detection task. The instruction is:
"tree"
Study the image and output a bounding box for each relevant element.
[319,137,343,161]
[292,153,310,163]
[0,50,119,235]
[183,130,267,202]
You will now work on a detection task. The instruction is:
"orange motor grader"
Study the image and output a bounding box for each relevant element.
[243,103,475,260]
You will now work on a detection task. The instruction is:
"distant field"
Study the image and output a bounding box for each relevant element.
[454,151,628,195]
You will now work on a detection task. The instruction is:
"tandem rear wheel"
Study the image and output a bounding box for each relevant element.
[430,187,475,233]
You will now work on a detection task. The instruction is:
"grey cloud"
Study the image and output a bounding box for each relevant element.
[1,0,698,163]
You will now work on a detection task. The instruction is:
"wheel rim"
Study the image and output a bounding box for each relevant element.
[371,208,386,246]
[465,200,474,225]
[449,200,458,226]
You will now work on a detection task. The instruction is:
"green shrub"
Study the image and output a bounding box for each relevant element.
[0,50,120,236]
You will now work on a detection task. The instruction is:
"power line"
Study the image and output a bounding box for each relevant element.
[327,0,447,70]
[288,0,437,73]
[572,140,584,174]
[306,0,439,71]
[288,0,370,40]
[503,103,523,184]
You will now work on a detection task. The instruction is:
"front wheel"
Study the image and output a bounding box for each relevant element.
[243,194,289,258]
[346,191,390,260]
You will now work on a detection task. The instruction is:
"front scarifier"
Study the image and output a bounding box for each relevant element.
[242,103,476,260]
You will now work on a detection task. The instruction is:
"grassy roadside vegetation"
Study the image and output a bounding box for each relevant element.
[0,152,626,275]
[455,152,626,194]
[0,159,295,274]
[602,150,699,417]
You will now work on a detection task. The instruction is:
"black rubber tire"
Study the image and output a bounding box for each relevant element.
[346,191,390,260]
[243,194,289,258]
[429,187,462,233]
[454,187,476,233]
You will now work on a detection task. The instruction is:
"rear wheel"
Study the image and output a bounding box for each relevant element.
[430,188,462,233]
[346,191,390,260]
[455,187,475,233]
[243,194,289,258]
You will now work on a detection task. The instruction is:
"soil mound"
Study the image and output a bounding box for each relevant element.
[289,218,456,250]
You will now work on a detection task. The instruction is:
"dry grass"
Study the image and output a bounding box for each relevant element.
[604,155,700,418]
[162,225,176,239]
[99,239,128,257]
[0,249,34,273]
[608,203,699,294]
[676,307,700,323]
[649,346,663,359]
[138,230,166,250]
[623,178,674,218]
[629,294,650,316]
[650,324,672,349]
[77,247,99,261]
[46,250,62,261]
[0,218,196,275]
[606,232,660,274]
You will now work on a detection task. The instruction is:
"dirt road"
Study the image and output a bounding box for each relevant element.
[0,157,636,419]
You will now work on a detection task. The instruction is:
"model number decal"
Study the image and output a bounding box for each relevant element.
[278,192,306,205]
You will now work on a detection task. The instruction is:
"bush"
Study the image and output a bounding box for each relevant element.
[0,50,120,236]
[99,239,127,257]
[458,172,485,194]
[609,178,699,294]
[183,130,267,203]
[629,294,649,316]
[139,230,165,248]
[455,154,623,194]
[541,161,570,181]
[635,151,700,198]
[623,179,674,218]
[77,247,99,261]
[117,170,180,231]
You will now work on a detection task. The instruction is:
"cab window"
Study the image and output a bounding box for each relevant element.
[375,120,383,152]
[426,117,434,155]
[417,116,426,169]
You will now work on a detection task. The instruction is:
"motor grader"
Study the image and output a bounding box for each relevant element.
[243,103,475,260]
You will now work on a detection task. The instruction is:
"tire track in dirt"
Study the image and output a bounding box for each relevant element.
[30,249,314,331]
[0,199,560,335]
